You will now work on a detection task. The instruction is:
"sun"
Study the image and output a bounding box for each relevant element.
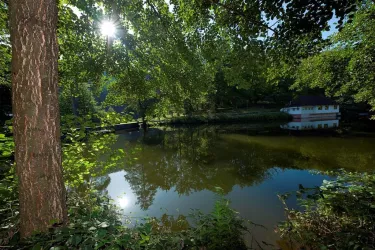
[117,197,129,208]
[100,20,116,37]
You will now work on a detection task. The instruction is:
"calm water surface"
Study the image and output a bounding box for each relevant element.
[95,124,375,248]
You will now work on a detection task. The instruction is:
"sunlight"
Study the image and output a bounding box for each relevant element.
[117,196,129,208]
[100,20,116,37]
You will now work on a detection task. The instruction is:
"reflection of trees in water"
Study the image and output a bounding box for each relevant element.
[124,164,158,210]
[121,128,375,210]
[223,134,375,171]
[123,127,277,210]
[93,176,111,191]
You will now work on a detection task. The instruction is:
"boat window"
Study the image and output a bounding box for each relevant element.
[325,105,329,110]
[318,106,322,110]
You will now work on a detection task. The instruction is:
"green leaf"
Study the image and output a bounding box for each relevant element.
[69,234,82,246]
[97,228,107,238]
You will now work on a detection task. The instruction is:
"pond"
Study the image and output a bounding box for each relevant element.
[91,123,375,249]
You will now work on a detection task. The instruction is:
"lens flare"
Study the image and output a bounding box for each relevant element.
[117,197,129,208]
[100,20,116,37]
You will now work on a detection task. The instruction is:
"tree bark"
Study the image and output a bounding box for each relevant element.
[10,0,67,238]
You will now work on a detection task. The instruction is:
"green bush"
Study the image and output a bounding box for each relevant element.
[0,133,13,159]
[278,170,375,250]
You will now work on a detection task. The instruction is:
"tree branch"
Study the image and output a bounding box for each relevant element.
[209,0,278,34]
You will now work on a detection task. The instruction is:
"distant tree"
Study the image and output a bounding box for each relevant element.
[59,82,100,116]
[167,0,361,107]
[292,2,375,114]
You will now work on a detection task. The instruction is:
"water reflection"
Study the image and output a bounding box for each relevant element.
[117,128,277,210]
[93,125,375,248]
[117,196,130,208]
[281,119,340,130]
[101,126,375,210]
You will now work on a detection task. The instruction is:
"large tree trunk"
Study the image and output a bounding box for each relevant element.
[10,0,67,238]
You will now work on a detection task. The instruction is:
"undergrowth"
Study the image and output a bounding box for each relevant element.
[278,170,375,250]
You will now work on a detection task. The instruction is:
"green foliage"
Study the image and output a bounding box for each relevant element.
[59,82,101,117]
[57,4,107,117]
[165,111,290,125]
[189,193,248,250]
[174,0,358,40]
[292,2,375,115]
[222,41,269,91]
[0,0,10,86]
[0,167,18,243]
[1,0,370,116]
[102,0,217,119]
[0,133,13,158]
[58,4,106,90]
[62,133,125,188]
[292,49,352,96]
[278,170,375,249]
[7,0,352,115]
